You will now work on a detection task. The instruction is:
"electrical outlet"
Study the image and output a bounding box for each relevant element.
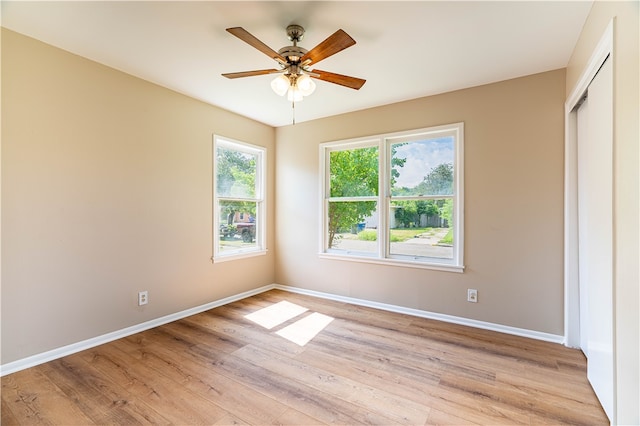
[467,289,478,303]
[138,291,148,306]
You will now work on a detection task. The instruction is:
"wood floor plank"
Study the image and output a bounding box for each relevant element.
[1,290,609,425]
[1,367,94,425]
[233,343,431,425]
[1,397,22,425]
[425,408,480,426]
[107,334,292,425]
[123,325,230,366]
[37,354,168,424]
[188,308,308,357]
[211,349,401,425]
[274,407,327,425]
[311,320,449,384]
[76,343,229,424]
[493,372,609,424]
[161,317,246,353]
[296,345,440,407]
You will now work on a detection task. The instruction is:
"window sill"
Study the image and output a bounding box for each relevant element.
[318,252,464,273]
[213,249,267,263]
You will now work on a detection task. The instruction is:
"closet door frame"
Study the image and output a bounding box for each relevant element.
[563,18,614,423]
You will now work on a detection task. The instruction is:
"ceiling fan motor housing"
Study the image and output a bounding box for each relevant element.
[278,45,308,64]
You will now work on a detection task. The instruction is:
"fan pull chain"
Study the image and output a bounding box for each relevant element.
[292,100,296,125]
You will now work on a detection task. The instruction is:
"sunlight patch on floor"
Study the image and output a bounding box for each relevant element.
[276,312,334,346]
[244,300,334,346]
[244,300,308,329]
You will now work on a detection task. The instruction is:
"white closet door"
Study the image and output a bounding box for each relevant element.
[577,57,614,421]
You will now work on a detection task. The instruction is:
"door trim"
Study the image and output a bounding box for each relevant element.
[564,19,613,348]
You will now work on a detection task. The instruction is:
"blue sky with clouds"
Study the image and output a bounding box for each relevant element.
[392,136,454,189]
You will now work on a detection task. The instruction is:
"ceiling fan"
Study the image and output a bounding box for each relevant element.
[222,25,366,102]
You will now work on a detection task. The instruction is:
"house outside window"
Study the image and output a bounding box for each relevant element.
[213,136,266,261]
[320,123,464,272]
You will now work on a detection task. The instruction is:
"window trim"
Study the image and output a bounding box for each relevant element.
[213,135,267,262]
[319,123,464,272]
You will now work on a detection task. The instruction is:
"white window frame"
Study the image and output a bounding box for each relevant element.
[319,123,464,272]
[213,135,266,262]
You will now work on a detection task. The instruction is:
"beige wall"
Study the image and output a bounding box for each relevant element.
[1,29,276,364]
[566,2,639,423]
[276,69,566,335]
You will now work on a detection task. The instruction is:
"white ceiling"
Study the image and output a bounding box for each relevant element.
[2,1,593,127]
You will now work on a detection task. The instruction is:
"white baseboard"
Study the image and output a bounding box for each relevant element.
[272,284,565,344]
[1,283,564,377]
[0,285,274,377]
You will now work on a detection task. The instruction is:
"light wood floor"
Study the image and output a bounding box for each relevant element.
[2,289,608,425]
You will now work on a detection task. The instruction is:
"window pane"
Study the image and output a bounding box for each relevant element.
[389,199,453,259]
[330,146,379,197]
[327,201,377,254]
[218,200,258,253]
[321,123,462,269]
[216,147,257,198]
[391,137,454,196]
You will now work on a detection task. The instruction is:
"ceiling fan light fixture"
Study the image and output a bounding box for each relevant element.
[271,74,290,96]
[287,86,304,102]
[272,73,315,101]
[297,74,316,96]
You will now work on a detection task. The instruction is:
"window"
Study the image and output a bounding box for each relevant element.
[213,136,266,261]
[321,123,464,272]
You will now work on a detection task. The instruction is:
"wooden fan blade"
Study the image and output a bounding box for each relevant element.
[222,69,283,79]
[300,29,356,65]
[311,69,366,90]
[226,27,286,63]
